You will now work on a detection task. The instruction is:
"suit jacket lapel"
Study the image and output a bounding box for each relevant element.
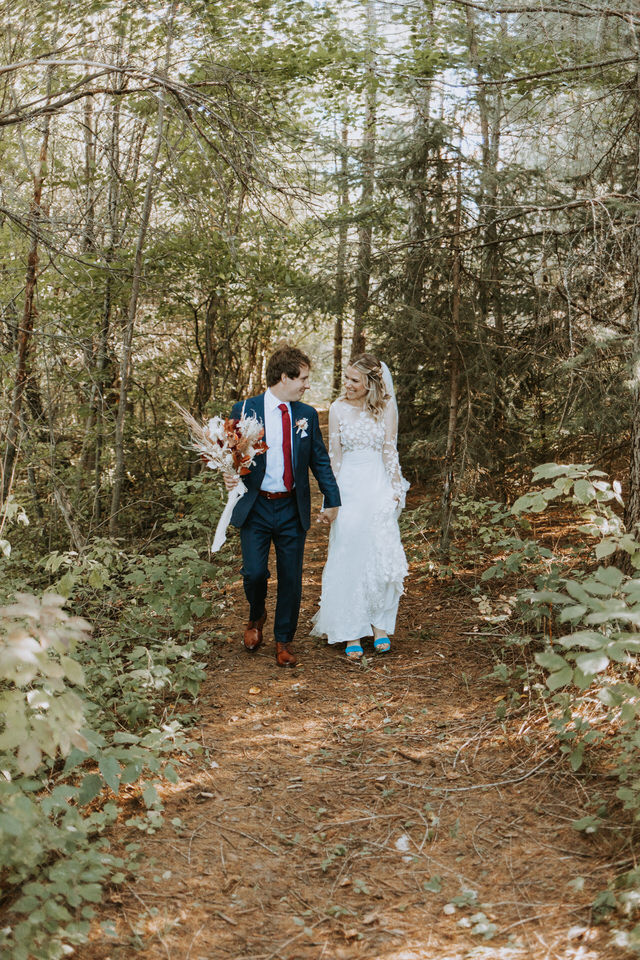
[252,393,267,480]
[290,401,301,472]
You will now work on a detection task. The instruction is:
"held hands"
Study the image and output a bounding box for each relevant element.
[318,506,339,525]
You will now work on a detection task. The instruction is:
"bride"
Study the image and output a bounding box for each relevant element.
[312,354,409,659]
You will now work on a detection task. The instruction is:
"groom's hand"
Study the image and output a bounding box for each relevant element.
[318,507,339,524]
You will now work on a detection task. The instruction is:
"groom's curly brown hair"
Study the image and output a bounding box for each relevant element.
[266,344,312,387]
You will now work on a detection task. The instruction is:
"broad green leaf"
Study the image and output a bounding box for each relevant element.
[99,755,121,794]
[56,572,76,598]
[607,641,635,662]
[580,581,614,597]
[572,815,600,833]
[595,540,616,559]
[512,493,545,514]
[17,739,41,775]
[558,604,587,622]
[547,666,573,690]
[597,687,621,707]
[88,567,105,589]
[570,746,584,771]
[557,630,604,650]
[535,651,568,671]
[111,732,140,744]
[528,589,570,604]
[594,566,624,588]
[572,667,594,691]
[423,875,442,893]
[573,479,596,503]
[575,652,609,675]
[60,655,85,686]
[142,783,159,807]
[532,463,570,479]
[120,762,143,784]
[0,812,25,836]
[76,883,102,903]
[78,773,103,805]
[564,582,591,604]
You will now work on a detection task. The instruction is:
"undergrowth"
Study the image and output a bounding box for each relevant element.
[0,476,230,960]
[404,465,640,953]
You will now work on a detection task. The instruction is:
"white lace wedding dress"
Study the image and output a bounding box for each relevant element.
[311,398,409,645]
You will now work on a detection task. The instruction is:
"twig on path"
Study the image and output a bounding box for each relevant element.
[471,816,492,861]
[260,917,330,960]
[500,913,550,934]
[453,722,493,769]
[201,817,278,854]
[386,674,434,682]
[392,756,554,793]
[146,839,190,861]
[214,910,238,926]
[187,826,201,864]
[186,924,206,959]
[315,811,405,829]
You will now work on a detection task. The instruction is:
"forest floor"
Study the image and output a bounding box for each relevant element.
[85,487,629,960]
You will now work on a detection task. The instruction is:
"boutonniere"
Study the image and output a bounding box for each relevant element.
[295,417,309,438]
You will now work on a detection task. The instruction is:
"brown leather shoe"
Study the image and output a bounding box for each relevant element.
[275,642,297,668]
[243,610,267,651]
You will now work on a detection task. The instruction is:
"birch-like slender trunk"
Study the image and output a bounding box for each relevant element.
[398,69,433,417]
[82,93,96,252]
[109,2,176,534]
[351,0,377,358]
[332,122,349,396]
[466,7,505,484]
[440,162,463,556]
[94,31,125,523]
[624,45,640,539]
[2,72,53,502]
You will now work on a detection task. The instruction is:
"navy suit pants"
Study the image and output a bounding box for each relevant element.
[239,495,306,645]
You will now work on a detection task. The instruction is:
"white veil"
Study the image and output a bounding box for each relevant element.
[380,361,397,414]
[380,360,409,511]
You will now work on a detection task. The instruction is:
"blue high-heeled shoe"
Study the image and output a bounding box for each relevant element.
[373,636,391,654]
[345,643,363,660]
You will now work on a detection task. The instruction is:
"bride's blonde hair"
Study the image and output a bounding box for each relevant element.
[345,353,390,418]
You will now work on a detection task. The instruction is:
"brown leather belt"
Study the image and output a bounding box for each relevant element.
[259,489,294,500]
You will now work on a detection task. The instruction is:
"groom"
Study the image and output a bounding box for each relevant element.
[227,345,340,667]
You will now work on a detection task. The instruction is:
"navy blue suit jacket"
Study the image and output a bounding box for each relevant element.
[229,395,341,531]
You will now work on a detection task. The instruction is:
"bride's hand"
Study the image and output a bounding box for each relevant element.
[318,507,339,524]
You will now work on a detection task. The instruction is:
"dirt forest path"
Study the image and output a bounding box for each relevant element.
[88,453,623,960]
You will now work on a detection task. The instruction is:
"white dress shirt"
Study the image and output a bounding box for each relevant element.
[261,388,294,492]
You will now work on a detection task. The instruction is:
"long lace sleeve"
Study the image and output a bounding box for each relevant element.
[328,402,343,477]
[382,400,409,509]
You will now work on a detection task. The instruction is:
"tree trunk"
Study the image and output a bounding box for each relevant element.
[440,163,462,556]
[351,0,377,358]
[94,37,125,524]
[624,49,640,538]
[2,76,52,502]
[81,93,96,252]
[109,2,176,535]
[332,122,349,396]
[398,67,433,417]
[466,7,505,487]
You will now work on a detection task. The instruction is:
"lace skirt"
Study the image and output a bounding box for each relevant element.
[311,449,408,645]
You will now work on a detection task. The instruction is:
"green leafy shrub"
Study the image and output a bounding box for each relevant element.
[0,480,231,959]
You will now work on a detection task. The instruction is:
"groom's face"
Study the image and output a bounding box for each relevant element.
[280,365,310,402]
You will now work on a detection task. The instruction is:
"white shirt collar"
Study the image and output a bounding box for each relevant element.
[265,388,290,412]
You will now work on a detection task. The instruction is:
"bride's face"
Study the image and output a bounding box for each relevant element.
[344,366,367,402]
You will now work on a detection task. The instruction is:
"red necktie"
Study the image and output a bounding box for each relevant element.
[278,403,294,491]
